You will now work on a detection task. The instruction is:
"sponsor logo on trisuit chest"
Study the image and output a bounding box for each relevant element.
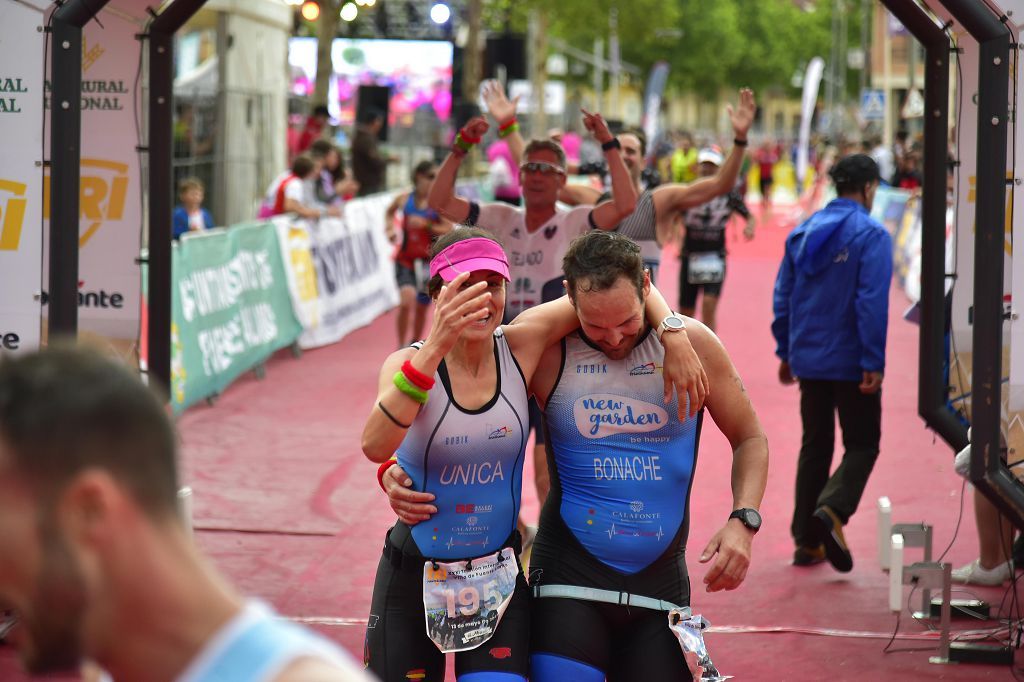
[573,393,668,439]
[488,425,511,440]
[439,460,505,485]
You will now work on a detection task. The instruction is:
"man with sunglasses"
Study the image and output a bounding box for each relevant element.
[429,108,637,323]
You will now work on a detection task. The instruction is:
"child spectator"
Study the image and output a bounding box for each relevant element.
[172,177,213,240]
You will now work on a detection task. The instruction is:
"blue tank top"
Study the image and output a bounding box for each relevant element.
[177,601,371,681]
[544,330,701,574]
[403,192,438,220]
[396,328,529,559]
[397,193,439,266]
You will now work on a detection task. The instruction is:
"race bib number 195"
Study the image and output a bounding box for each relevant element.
[422,548,518,653]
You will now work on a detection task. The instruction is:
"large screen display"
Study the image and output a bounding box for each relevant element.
[288,37,453,130]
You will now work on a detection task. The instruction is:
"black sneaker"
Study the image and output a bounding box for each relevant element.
[793,544,826,566]
[812,506,853,573]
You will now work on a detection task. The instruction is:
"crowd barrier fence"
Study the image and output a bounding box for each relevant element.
[168,181,491,414]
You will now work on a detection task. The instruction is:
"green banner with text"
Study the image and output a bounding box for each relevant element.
[171,223,302,413]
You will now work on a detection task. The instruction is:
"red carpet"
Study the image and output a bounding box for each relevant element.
[2,205,1018,680]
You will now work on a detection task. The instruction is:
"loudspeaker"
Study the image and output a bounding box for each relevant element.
[452,45,465,102]
[485,34,527,81]
[356,85,391,141]
[451,100,481,131]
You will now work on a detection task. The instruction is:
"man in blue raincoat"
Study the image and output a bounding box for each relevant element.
[772,154,892,573]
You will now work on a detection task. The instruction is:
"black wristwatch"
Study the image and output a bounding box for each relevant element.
[729,508,762,533]
[601,138,622,151]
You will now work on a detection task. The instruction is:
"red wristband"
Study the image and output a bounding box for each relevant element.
[377,458,398,492]
[498,117,518,131]
[402,360,435,391]
[459,128,482,145]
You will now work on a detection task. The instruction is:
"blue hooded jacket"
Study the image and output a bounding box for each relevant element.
[772,197,892,382]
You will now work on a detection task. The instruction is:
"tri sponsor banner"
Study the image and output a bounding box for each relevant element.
[0,0,48,355]
[170,224,303,413]
[289,192,400,350]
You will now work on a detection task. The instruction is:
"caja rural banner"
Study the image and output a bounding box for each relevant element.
[170,223,303,413]
[40,2,149,355]
[291,192,401,349]
[0,0,49,356]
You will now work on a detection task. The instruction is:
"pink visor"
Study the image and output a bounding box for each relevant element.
[429,237,511,282]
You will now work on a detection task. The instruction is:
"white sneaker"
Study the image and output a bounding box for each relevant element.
[951,558,1013,585]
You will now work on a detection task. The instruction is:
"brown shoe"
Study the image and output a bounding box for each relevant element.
[812,506,853,572]
[793,544,826,566]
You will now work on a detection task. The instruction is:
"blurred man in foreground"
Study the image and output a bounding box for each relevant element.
[0,347,373,681]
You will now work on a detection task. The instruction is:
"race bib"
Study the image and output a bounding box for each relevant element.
[422,548,518,653]
[413,258,430,293]
[687,252,725,284]
[668,609,731,681]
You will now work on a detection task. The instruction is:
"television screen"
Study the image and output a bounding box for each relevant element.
[289,37,453,142]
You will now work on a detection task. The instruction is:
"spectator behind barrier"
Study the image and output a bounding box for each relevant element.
[296,104,330,156]
[351,108,398,197]
[258,155,337,221]
[172,177,213,241]
[310,139,359,208]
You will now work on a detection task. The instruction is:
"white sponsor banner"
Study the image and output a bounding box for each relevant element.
[0,0,48,355]
[42,2,148,348]
[296,192,400,349]
[272,215,321,330]
[796,56,824,186]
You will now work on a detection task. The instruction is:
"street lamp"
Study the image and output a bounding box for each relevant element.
[300,1,320,21]
[340,2,358,21]
[430,3,451,24]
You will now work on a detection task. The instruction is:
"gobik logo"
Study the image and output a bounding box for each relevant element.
[43,158,130,247]
[0,179,27,251]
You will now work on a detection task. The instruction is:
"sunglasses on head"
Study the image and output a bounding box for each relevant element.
[520,161,565,176]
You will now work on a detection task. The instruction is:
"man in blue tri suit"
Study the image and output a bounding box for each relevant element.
[386,231,769,680]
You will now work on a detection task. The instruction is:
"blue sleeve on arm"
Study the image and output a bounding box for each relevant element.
[855,228,893,373]
[172,207,188,240]
[771,243,795,362]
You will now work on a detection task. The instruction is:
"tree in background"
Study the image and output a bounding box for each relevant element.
[493,0,855,101]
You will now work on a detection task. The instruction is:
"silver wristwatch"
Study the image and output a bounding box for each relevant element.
[657,313,686,342]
